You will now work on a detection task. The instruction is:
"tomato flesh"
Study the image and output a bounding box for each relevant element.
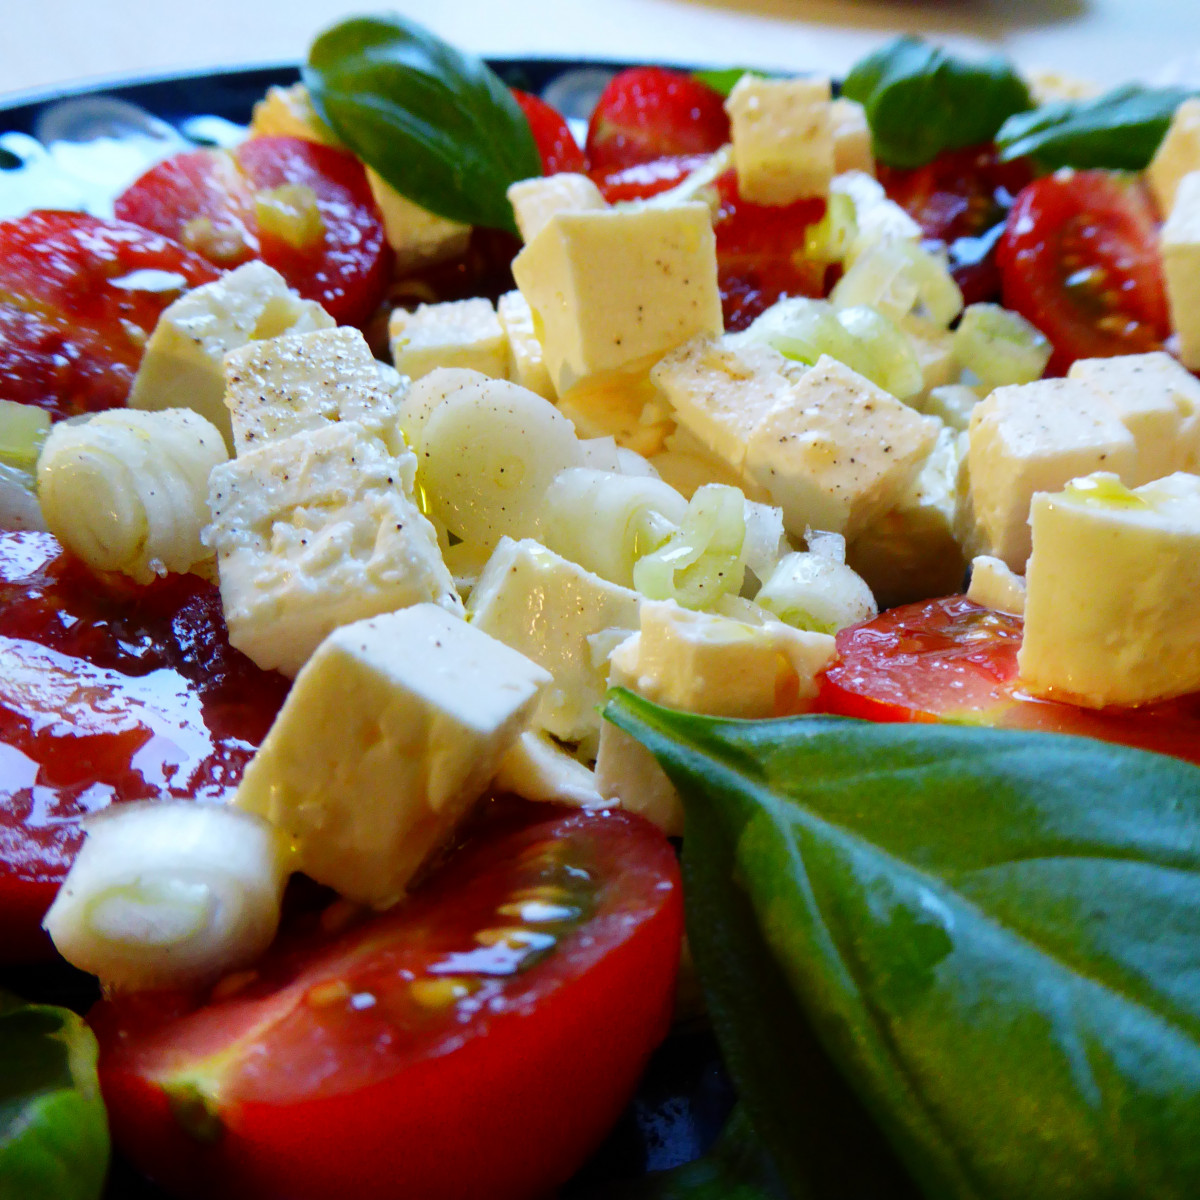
[90,801,683,1200]
[512,88,587,175]
[818,595,1200,765]
[0,532,288,961]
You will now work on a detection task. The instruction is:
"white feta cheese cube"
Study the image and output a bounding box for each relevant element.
[366,170,471,269]
[1160,171,1200,371]
[967,554,1026,615]
[497,290,555,399]
[234,605,550,907]
[557,369,675,458]
[725,74,835,204]
[507,172,607,243]
[129,261,333,447]
[830,98,874,176]
[206,422,459,677]
[744,355,940,540]
[920,384,981,432]
[1147,97,1200,216]
[389,297,509,382]
[904,316,958,398]
[512,203,723,394]
[494,730,606,808]
[1018,472,1200,707]
[966,377,1138,570]
[224,326,404,458]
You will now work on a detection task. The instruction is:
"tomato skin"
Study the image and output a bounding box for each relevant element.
[512,88,587,175]
[90,802,683,1200]
[115,137,390,327]
[818,595,1200,765]
[591,152,712,203]
[0,211,219,419]
[997,170,1170,375]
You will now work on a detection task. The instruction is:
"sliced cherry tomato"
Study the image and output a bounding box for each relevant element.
[996,170,1170,375]
[586,67,729,174]
[115,136,390,327]
[511,88,587,175]
[591,152,712,204]
[90,801,683,1200]
[818,595,1200,765]
[0,532,288,962]
[0,211,218,419]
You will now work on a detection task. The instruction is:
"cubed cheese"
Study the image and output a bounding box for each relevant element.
[904,317,958,399]
[966,377,1138,570]
[466,537,642,754]
[234,605,550,907]
[366,170,471,269]
[557,369,675,458]
[206,422,459,676]
[497,290,555,399]
[494,730,606,807]
[512,202,723,394]
[920,384,981,432]
[250,83,338,144]
[744,356,940,540]
[507,172,607,242]
[1018,472,1200,707]
[1147,98,1200,216]
[129,261,333,447]
[830,171,922,263]
[830,98,874,176]
[224,326,404,457]
[967,554,1026,615]
[1160,171,1200,371]
[389,298,509,382]
[725,74,835,204]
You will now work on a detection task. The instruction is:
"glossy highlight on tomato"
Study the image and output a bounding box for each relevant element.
[90,801,684,1200]
[0,532,289,961]
[818,595,1200,765]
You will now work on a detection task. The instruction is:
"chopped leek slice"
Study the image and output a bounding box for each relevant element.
[953,303,1052,389]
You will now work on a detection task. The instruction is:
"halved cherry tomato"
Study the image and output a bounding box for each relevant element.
[586,67,729,174]
[817,595,1200,765]
[591,152,712,204]
[115,136,390,327]
[0,211,218,419]
[511,88,587,175]
[996,170,1170,375]
[90,801,683,1200]
[0,531,288,962]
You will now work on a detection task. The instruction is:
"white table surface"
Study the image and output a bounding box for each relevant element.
[3,0,1199,105]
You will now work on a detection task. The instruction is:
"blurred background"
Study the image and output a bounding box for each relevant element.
[2,0,1199,100]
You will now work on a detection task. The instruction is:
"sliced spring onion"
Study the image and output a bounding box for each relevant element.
[803,192,857,263]
[953,303,1052,390]
[0,399,51,471]
[756,550,878,635]
[832,240,963,328]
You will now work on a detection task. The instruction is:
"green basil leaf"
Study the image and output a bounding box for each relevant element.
[0,993,109,1200]
[996,84,1196,169]
[842,36,1032,168]
[303,15,541,234]
[691,68,764,99]
[604,692,1200,1200]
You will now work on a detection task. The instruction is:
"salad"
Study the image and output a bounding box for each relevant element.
[3,15,1200,1200]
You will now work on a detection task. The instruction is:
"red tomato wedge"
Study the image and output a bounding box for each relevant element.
[592,152,713,204]
[0,531,288,962]
[90,802,683,1200]
[512,88,587,174]
[0,211,218,419]
[115,136,390,327]
[996,170,1170,375]
[818,595,1200,765]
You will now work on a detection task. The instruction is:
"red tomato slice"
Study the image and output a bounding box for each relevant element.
[0,211,219,419]
[0,532,288,962]
[90,801,683,1200]
[115,136,390,327]
[996,170,1170,375]
[818,595,1200,765]
[591,152,712,204]
[511,88,587,175]
[586,67,729,174]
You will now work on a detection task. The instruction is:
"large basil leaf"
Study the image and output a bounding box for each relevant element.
[604,692,1200,1200]
[996,84,1196,170]
[842,37,1032,169]
[304,15,541,234]
[0,992,109,1200]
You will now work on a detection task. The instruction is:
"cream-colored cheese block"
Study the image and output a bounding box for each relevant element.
[967,554,1026,615]
[920,384,981,432]
[389,297,509,382]
[557,369,675,459]
[745,355,940,540]
[1148,98,1200,216]
[1068,351,1200,480]
[507,173,607,243]
[494,730,606,808]
[224,326,404,458]
[366,170,471,269]
[234,605,550,907]
[966,377,1139,571]
[725,74,835,204]
[497,290,555,399]
[904,316,959,399]
[830,171,921,264]
[512,202,723,395]
[129,261,334,447]
[1018,472,1200,707]
[250,83,338,144]
[1160,171,1200,371]
[830,98,874,176]
[206,422,459,677]
[466,537,642,754]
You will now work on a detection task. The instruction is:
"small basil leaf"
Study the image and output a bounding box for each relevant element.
[0,993,109,1200]
[605,693,1200,1200]
[691,69,764,99]
[843,36,1032,168]
[996,84,1196,170]
[303,15,541,234]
